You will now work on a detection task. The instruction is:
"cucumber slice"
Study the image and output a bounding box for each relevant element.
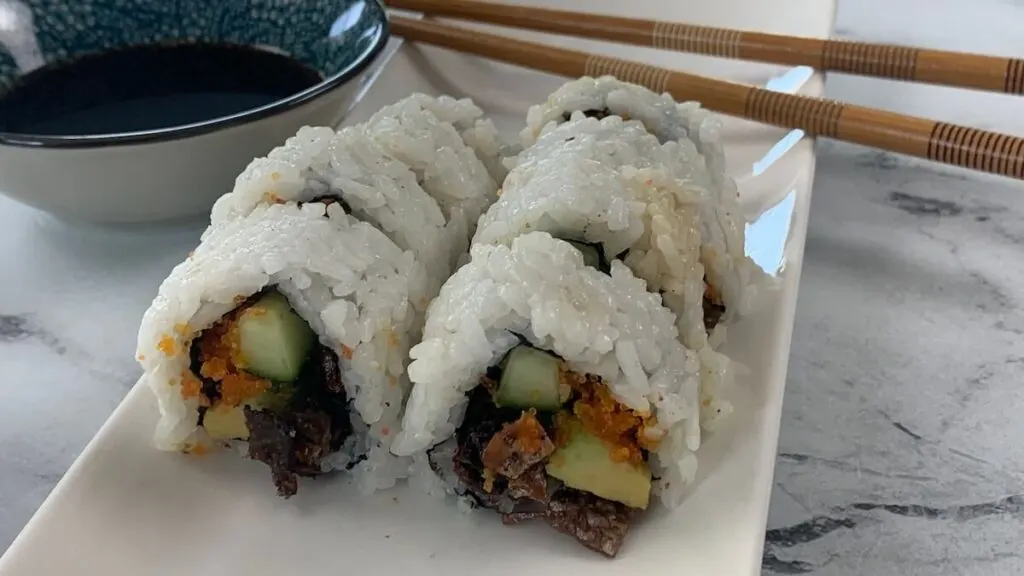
[236,292,315,382]
[495,345,567,411]
[565,240,602,270]
[546,417,652,509]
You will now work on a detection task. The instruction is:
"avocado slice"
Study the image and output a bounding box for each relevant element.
[545,417,652,509]
[202,383,296,440]
[236,292,315,382]
[204,405,250,440]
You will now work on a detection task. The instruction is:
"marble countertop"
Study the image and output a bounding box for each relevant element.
[2,1,1023,574]
[763,1,1024,574]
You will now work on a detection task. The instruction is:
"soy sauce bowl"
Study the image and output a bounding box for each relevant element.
[0,0,389,225]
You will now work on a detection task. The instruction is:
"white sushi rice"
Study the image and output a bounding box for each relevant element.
[208,125,450,306]
[509,113,709,194]
[521,78,770,328]
[393,232,705,508]
[400,93,512,185]
[363,95,500,245]
[521,76,699,150]
[486,118,709,349]
[475,153,647,260]
[137,202,421,493]
[209,97,508,302]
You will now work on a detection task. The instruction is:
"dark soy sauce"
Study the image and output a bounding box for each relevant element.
[0,43,324,136]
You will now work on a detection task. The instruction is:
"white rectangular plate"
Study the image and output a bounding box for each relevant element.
[0,0,834,574]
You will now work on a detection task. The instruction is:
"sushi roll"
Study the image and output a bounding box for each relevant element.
[393,232,704,557]
[474,125,733,430]
[137,202,421,496]
[521,77,769,333]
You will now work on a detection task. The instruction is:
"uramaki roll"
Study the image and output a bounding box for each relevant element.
[393,232,705,557]
[137,202,419,496]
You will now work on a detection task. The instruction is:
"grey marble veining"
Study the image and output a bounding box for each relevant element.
[764,144,1024,575]
[2,1,1024,573]
[760,0,1024,573]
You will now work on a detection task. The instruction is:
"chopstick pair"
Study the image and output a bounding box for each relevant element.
[389,0,1024,96]
[385,3,1024,181]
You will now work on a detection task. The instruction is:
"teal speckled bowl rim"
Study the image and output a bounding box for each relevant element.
[0,7,389,150]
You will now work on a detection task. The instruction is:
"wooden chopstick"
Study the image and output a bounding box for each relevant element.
[387,0,1024,96]
[389,16,1024,180]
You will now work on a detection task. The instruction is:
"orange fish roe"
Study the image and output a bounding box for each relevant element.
[704,282,722,305]
[185,443,209,456]
[340,345,354,360]
[196,310,244,369]
[559,366,659,464]
[137,354,145,362]
[180,372,203,399]
[157,335,177,356]
[184,303,271,407]
[218,372,270,408]
[199,356,230,381]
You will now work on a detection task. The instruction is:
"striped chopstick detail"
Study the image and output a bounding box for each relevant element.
[928,123,1024,177]
[820,40,920,81]
[584,55,672,94]
[651,21,741,60]
[1005,58,1024,94]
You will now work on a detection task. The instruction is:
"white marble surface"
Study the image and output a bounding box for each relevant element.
[762,1,1024,574]
[1,1,1023,574]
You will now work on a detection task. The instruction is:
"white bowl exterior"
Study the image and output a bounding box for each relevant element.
[0,80,360,225]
